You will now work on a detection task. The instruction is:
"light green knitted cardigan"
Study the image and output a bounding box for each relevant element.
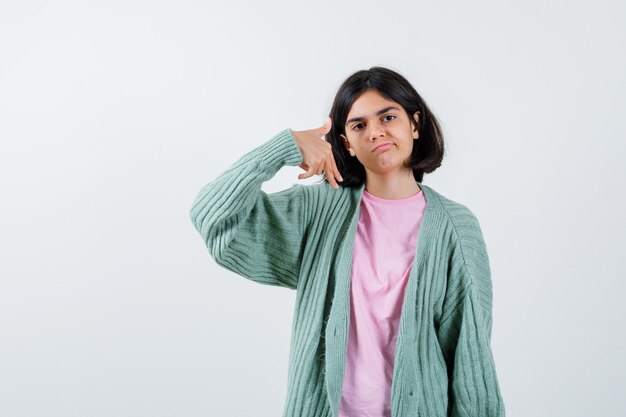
[189,128,506,417]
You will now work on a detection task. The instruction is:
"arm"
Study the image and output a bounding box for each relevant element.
[436,212,506,417]
[189,128,309,290]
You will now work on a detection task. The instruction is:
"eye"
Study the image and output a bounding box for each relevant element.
[352,115,396,131]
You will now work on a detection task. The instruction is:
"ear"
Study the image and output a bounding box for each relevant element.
[340,133,356,157]
[412,111,420,139]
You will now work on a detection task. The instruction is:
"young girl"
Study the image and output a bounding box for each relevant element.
[189,66,505,417]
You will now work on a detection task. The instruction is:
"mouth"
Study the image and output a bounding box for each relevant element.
[372,142,393,152]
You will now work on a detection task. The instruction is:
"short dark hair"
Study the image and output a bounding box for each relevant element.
[318,66,445,188]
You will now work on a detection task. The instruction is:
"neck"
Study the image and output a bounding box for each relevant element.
[364,170,421,200]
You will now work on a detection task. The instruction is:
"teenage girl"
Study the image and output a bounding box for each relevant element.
[190,66,505,417]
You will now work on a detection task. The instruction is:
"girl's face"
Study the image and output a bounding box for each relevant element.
[340,89,420,177]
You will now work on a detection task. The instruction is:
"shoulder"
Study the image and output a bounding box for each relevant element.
[298,182,367,227]
[422,184,490,282]
[422,184,483,231]
[300,181,360,204]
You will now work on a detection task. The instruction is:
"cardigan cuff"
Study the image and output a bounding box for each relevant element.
[255,128,305,173]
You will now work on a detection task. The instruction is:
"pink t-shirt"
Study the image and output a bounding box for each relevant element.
[338,187,427,417]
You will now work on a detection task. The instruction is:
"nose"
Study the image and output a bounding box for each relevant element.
[368,122,385,141]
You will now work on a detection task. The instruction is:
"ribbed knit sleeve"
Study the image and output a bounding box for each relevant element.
[436,210,506,417]
[189,128,308,290]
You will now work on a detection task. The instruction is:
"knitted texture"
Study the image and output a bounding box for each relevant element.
[189,128,506,417]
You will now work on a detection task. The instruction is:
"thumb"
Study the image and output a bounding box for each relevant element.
[317,116,332,135]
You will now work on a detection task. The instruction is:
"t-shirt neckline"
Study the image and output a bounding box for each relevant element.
[362,188,423,206]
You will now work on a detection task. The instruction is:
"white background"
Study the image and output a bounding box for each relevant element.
[1,1,625,416]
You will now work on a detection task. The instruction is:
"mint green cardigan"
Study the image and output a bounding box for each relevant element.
[189,128,506,417]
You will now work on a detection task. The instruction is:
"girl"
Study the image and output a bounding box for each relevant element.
[189,66,505,417]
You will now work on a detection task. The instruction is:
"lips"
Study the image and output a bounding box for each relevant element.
[372,142,393,152]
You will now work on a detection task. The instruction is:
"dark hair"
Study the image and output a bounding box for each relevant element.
[317,66,445,188]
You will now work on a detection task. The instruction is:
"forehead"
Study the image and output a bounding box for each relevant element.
[347,90,400,117]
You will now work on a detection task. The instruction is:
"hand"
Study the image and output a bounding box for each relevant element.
[291,116,343,190]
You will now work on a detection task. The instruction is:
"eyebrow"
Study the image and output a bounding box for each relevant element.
[346,106,401,126]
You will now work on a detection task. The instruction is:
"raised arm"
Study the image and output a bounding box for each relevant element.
[189,128,309,290]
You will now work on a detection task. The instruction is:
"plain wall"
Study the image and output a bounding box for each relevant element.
[1,1,625,416]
